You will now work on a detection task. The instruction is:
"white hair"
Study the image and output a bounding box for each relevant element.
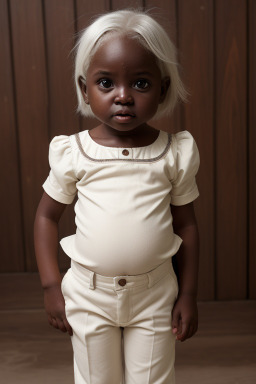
[74,9,187,119]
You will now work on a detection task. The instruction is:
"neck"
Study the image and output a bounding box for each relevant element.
[99,124,151,138]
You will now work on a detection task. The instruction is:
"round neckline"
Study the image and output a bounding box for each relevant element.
[87,129,162,150]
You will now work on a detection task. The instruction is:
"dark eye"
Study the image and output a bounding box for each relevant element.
[134,79,150,89]
[98,79,113,89]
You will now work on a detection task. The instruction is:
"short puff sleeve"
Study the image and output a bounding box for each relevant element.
[43,135,78,204]
[170,131,200,206]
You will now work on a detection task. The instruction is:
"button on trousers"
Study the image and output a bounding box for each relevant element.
[61,258,179,384]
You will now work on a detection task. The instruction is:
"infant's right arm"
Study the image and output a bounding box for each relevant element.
[34,192,73,335]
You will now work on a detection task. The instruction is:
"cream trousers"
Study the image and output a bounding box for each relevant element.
[61,257,179,384]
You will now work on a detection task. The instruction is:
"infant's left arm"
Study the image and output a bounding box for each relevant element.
[170,202,199,342]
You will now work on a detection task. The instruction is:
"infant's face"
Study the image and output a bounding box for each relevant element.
[81,34,168,133]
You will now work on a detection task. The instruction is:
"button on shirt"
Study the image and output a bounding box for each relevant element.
[43,129,200,277]
[122,149,129,156]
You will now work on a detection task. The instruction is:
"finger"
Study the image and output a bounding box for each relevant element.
[48,314,54,326]
[56,318,67,333]
[51,317,59,329]
[171,309,180,334]
[177,322,190,342]
[176,318,183,336]
[186,324,194,340]
[63,318,73,336]
[173,319,182,339]
[172,326,178,335]
[191,323,198,337]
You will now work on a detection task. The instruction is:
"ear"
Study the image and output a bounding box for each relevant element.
[78,76,90,104]
[159,76,171,104]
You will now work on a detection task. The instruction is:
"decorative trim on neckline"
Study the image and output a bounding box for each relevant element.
[74,131,172,163]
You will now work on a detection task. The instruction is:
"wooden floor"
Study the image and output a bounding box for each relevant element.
[0,301,255,383]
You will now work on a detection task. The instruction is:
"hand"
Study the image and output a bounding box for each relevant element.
[44,284,73,336]
[171,293,198,342]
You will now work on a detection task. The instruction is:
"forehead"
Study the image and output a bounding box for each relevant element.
[87,34,160,76]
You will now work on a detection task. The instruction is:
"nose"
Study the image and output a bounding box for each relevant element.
[114,86,134,105]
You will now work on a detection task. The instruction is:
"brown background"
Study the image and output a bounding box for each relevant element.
[1,0,255,301]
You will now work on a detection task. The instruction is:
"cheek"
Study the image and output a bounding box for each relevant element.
[87,90,110,109]
[138,94,161,115]
[89,95,113,119]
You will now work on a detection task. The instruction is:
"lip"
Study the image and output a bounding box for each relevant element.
[112,110,136,123]
[113,109,136,117]
[113,115,135,122]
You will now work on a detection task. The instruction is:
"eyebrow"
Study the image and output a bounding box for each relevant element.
[134,71,154,76]
[92,70,154,77]
[93,71,112,76]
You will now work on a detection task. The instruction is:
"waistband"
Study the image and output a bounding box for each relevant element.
[70,258,174,291]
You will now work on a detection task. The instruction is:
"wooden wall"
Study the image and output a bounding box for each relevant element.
[1,0,255,301]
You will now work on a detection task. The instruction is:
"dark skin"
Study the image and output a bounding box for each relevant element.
[79,34,170,148]
[34,193,72,336]
[170,203,199,341]
[34,34,199,341]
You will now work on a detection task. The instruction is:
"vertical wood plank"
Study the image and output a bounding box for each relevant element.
[178,0,215,300]
[249,0,256,299]
[215,0,247,299]
[145,0,177,39]
[44,0,79,138]
[44,0,79,269]
[145,0,181,135]
[10,0,49,271]
[76,0,109,133]
[0,0,25,271]
[111,0,143,10]
[76,0,109,31]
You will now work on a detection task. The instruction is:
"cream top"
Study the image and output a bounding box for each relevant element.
[43,129,200,276]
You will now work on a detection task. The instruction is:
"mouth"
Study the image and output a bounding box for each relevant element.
[113,110,136,122]
[113,111,135,117]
